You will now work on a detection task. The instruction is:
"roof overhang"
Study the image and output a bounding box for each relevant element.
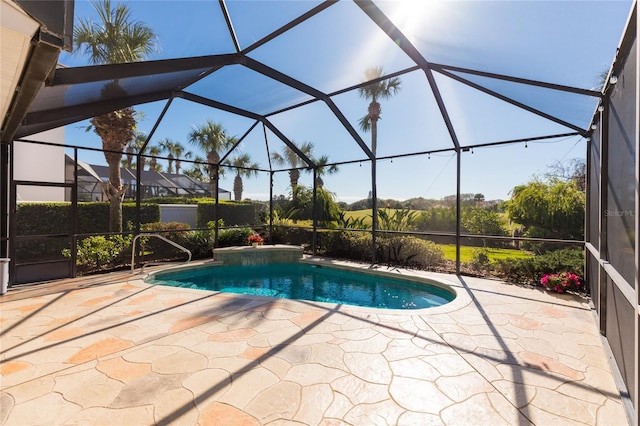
[1,0,73,144]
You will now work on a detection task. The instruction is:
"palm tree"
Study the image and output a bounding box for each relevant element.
[174,149,191,175]
[184,155,207,182]
[314,155,338,189]
[359,67,401,263]
[122,131,147,169]
[358,67,402,156]
[74,0,156,232]
[225,154,259,201]
[188,120,233,198]
[158,138,187,174]
[270,141,314,194]
[147,145,163,171]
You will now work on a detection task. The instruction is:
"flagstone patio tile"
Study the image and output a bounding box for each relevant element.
[121,342,182,363]
[342,398,405,426]
[597,398,628,425]
[343,352,392,384]
[96,356,151,383]
[487,391,534,424]
[110,372,186,408]
[190,340,248,359]
[4,392,82,425]
[490,379,538,409]
[198,401,260,426]
[294,383,333,425]
[389,357,440,381]
[258,354,292,379]
[459,352,503,382]
[323,392,353,420]
[219,367,280,408]
[284,363,347,387]
[54,367,123,408]
[153,387,200,425]
[523,403,590,426]
[440,393,512,425]
[0,376,55,406]
[338,333,391,353]
[151,349,208,374]
[244,381,302,423]
[582,365,621,396]
[389,376,453,413]
[397,411,443,426]
[436,371,496,402]
[182,368,232,402]
[330,375,389,406]
[0,392,13,424]
[66,405,155,426]
[264,325,306,346]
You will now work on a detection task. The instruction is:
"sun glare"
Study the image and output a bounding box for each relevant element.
[389,0,434,44]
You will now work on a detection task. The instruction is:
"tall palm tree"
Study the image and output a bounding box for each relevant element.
[122,131,146,169]
[147,145,163,172]
[188,120,233,198]
[184,155,207,182]
[270,141,314,194]
[174,149,191,175]
[225,154,259,201]
[74,0,156,232]
[359,67,401,263]
[314,155,338,189]
[358,67,402,156]
[158,138,186,174]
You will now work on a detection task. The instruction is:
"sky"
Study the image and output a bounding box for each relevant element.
[55,0,633,203]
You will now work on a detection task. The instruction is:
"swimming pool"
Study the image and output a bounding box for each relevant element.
[146,262,456,310]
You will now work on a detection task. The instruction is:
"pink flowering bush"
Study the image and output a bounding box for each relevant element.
[540,272,582,293]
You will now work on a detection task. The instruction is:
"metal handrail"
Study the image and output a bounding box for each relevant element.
[131,233,192,272]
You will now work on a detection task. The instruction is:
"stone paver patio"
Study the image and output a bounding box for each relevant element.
[0,259,630,425]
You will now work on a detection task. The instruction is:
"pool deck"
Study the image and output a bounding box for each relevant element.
[0,258,630,425]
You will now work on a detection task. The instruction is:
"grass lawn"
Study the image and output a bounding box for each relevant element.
[440,245,533,263]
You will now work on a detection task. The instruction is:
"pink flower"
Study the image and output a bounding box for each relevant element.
[540,272,582,293]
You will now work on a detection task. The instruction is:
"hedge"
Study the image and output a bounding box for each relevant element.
[16,202,160,235]
[196,201,267,227]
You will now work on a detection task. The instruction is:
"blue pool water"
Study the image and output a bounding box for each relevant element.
[146,263,455,310]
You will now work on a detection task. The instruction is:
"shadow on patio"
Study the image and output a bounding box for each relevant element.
[0,262,629,425]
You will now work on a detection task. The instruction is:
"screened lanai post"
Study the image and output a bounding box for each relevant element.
[269,171,274,244]
[214,164,220,247]
[371,158,378,264]
[598,98,610,335]
[0,143,8,259]
[456,150,462,275]
[71,147,79,278]
[312,168,318,256]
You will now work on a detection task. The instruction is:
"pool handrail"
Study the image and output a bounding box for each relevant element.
[131,233,192,273]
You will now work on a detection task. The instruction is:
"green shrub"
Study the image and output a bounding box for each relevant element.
[380,236,444,268]
[63,235,131,269]
[16,202,159,235]
[196,201,266,227]
[184,230,213,259]
[494,248,584,284]
[320,231,373,261]
[139,222,191,258]
[217,226,256,247]
[469,247,492,272]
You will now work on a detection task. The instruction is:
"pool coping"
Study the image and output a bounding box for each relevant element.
[139,256,472,316]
